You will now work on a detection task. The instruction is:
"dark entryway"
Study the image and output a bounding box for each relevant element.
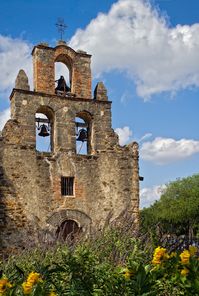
[56,219,81,241]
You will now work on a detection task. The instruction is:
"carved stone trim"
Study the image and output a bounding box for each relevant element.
[46,209,92,233]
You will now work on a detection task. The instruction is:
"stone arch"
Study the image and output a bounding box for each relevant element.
[76,110,93,123]
[36,105,55,120]
[54,45,77,63]
[75,110,93,154]
[55,54,73,91]
[46,209,92,235]
[54,46,77,94]
[35,106,55,152]
[55,54,73,74]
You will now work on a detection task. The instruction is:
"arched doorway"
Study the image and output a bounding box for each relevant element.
[47,209,92,242]
[56,219,81,241]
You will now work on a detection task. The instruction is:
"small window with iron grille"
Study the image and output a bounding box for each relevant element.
[61,177,74,196]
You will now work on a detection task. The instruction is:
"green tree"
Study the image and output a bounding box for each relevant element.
[141,174,199,238]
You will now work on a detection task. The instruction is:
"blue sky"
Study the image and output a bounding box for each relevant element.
[0,0,199,208]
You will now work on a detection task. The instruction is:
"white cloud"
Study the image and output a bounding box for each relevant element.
[140,137,199,164]
[115,126,132,145]
[138,132,152,143]
[55,62,70,85]
[0,108,10,131]
[0,35,32,94]
[120,91,132,103]
[140,184,166,208]
[70,0,199,99]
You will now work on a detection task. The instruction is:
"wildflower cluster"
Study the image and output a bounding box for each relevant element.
[179,245,198,277]
[152,246,168,264]
[0,243,198,295]
[180,245,198,266]
[180,249,190,265]
[0,278,12,295]
[22,272,42,295]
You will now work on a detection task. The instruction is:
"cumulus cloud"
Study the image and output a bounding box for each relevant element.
[115,126,132,145]
[140,184,166,208]
[138,132,152,143]
[0,35,32,94]
[0,108,10,131]
[70,0,199,99]
[55,62,70,84]
[140,137,199,164]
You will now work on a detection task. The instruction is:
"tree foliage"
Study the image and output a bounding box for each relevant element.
[141,174,199,237]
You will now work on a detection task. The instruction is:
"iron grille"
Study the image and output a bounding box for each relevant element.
[61,177,74,196]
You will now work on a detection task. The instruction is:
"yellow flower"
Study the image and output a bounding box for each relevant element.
[124,271,133,280]
[169,252,177,258]
[181,268,189,277]
[26,272,42,284]
[180,250,190,265]
[121,268,133,280]
[189,245,198,256]
[163,253,170,260]
[49,291,57,296]
[0,278,12,294]
[22,272,42,295]
[152,246,167,265]
[22,282,33,295]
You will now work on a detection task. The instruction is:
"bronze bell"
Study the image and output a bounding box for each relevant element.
[38,124,50,137]
[76,128,87,142]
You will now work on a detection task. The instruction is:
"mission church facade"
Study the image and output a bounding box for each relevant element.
[0,40,140,253]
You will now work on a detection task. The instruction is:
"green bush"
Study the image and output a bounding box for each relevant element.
[0,228,198,295]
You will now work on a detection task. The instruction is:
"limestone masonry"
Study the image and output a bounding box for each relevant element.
[0,41,140,254]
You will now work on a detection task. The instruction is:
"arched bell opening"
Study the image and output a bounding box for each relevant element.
[75,111,92,155]
[56,219,81,242]
[55,55,72,95]
[35,106,54,152]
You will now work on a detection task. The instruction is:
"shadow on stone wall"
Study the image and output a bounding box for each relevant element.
[0,141,6,230]
[0,139,15,254]
[0,139,29,257]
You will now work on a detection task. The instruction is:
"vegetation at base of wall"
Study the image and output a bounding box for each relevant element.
[1,173,199,295]
[0,228,199,296]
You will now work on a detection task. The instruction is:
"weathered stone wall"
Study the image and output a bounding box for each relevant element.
[0,43,139,255]
[32,42,92,99]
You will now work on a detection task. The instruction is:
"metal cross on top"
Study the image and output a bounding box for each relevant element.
[56,18,67,40]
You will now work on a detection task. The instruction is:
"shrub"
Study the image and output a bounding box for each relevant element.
[0,227,198,295]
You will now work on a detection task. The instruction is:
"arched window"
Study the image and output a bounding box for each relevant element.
[55,55,72,95]
[75,111,92,155]
[35,107,54,152]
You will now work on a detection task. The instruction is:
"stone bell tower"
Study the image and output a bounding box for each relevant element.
[0,41,139,254]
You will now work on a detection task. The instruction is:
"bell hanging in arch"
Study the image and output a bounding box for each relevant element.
[38,124,50,137]
[76,128,87,142]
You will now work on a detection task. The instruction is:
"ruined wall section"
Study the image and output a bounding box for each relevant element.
[0,130,58,252]
[0,137,6,231]
[0,89,139,251]
[0,133,35,253]
[0,144,138,246]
